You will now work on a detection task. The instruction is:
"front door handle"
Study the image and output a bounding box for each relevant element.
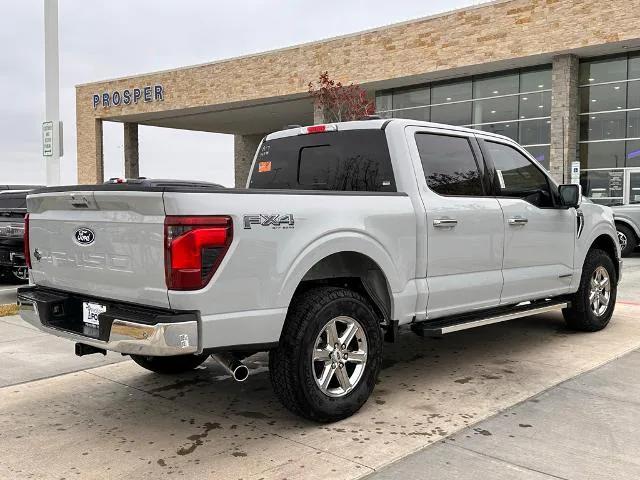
[508,216,528,226]
[433,218,458,228]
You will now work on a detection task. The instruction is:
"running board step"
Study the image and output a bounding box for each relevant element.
[411,300,569,336]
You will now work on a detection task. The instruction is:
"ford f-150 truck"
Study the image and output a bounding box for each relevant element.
[18,119,621,422]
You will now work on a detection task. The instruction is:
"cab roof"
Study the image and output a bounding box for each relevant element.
[266,118,513,143]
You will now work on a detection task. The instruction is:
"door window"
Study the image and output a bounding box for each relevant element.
[484,140,554,207]
[415,133,484,196]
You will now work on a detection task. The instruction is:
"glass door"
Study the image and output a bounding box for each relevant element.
[581,168,625,206]
[627,168,640,205]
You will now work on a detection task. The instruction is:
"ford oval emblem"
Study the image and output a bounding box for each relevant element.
[74,227,95,246]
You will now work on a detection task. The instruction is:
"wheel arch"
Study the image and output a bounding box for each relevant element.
[292,251,393,323]
[615,218,640,240]
[588,233,621,282]
[278,233,401,324]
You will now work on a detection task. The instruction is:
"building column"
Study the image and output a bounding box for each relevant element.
[76,117,103,184]
[234,134,264,188]
[550,54,580,184]
[313,103,326,124]
[124,122,139,178]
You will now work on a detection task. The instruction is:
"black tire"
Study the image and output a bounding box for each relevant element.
[563,248,617,332]
[130,353,209,374]
[616,223,637,258]
[269,286,383,423]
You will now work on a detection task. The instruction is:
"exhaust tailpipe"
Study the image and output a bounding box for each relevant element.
[210,352,249,382]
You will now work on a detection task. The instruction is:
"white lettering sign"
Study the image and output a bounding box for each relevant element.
[42,121,53,156]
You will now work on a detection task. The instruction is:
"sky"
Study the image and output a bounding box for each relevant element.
[0,0,488,187]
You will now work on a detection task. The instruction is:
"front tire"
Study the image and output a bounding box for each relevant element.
[617,224,637,257]
[130,353,209,374]
[563,249,617,332]
[269,286,383,423]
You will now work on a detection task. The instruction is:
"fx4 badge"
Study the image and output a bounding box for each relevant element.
[243,214,295,230]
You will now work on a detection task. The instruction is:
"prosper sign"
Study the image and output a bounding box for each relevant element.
[93,85,164,109]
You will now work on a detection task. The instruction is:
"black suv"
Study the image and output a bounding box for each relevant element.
[0,186,41,283]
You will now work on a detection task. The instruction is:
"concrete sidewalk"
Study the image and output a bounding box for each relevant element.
[366,348,640,480]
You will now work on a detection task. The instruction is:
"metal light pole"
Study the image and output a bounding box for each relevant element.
[44,0,61,185]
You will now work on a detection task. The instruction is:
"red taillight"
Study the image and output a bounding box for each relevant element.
[300,124,337,134]
[24,213,31,269]
[164,216,232,291]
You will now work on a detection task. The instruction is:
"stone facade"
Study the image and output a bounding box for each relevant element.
[549,55,579,184]
[234,134,264,187]
[76,0,640,184]
[123,123,139,179]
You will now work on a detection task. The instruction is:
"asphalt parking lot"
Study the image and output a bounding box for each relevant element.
[0,255,639,479]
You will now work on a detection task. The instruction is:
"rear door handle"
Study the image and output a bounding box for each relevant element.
[508,216,528,226]
[433,218,458,228]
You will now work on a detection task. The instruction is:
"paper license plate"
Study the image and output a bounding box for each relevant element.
[82,302,106,327]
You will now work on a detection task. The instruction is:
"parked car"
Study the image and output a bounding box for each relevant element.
[580,168,640,257]
[17,119,621,422]
[0,187,41,282]
[614,205,640,257]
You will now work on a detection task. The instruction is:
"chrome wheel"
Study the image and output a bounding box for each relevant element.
[12,267,28,281]
[312,315,368,398]
[617,230,628,251]
[589,266,611,317]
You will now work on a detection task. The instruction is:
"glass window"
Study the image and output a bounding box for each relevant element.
[393,106,429,121]
[626,109,640,138]
[473,96,518,124]
[580,82,627,112]
[431,80,472,103]
[629,170,640,204]
[475,122,518,141]
[580,111,627,141]
[519,91,551,118]
[524,145,550,170]
[579,56,627,84]
[580,170,624,206]
[484,141,553,207]
[430,102,472,126]
[375,93,392,113]
[628,81,640,109]
[473,72,519,98]
[579,141,626,169]
[249,130,396,191]
[626,140,640,168]
[520,68,552,92]
[519,118,551,146]
[393,86,429,110]
[415,133,484,196]
[628,53,640,80]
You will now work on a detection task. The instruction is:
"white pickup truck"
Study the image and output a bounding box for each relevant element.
[18,119,621,422]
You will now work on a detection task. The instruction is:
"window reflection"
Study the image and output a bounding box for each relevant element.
[375,66,551,167]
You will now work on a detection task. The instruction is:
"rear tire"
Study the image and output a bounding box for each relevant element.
[269,286,382,423]
[130,353,209,374]
[563,248,617,332]
[616,224,637,258]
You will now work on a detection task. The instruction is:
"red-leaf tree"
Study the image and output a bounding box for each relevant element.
[308,71,375,123]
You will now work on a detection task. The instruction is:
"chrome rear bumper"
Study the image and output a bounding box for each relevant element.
[18,287,199,357]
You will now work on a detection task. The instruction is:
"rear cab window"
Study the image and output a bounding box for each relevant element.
[248,130,396,192]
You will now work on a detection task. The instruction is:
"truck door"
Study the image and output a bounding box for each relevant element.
[408,127,504,319]
[479,138,576,304]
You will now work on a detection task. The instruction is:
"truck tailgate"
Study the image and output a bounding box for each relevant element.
[27,190,169,308]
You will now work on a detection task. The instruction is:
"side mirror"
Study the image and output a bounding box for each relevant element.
[559,184,582,208]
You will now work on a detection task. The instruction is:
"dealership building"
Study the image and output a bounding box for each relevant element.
[75,0,640,201]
